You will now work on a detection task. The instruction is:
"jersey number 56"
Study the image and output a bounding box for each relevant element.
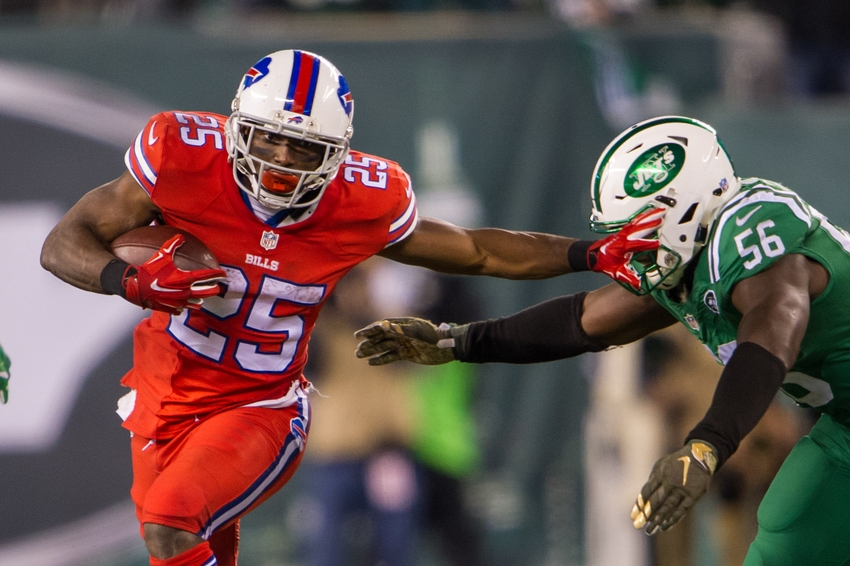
[734,220,785,270]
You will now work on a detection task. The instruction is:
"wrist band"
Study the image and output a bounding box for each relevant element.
[100,259,132,297]
[567,240,596,272]
[443,323,470,359]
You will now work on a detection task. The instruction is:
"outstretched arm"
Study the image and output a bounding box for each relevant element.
[41,171,160,293]
[355,282,676,366]
[380,208,666,290]
[631,253,826,535]
[378,216,577,279]
[358,209,673,364]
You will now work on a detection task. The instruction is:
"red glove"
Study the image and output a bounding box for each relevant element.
[589,207,666,291]
[122,235,226,314]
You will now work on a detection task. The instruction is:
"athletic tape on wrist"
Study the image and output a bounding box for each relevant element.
[436,322,456,349]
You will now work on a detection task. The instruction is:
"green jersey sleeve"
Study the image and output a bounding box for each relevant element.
[706,181,818,297]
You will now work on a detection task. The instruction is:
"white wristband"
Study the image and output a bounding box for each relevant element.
[436,322,456,349]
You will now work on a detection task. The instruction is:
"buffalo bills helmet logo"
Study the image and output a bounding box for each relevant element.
[337,75,353,116]
[242,56,272,90]
[287,116,304,124]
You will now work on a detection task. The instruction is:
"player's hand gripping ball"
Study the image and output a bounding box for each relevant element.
[631,440,717,535]
[355,317,456,366]
[109,226,226,315]
[589,207,666,292]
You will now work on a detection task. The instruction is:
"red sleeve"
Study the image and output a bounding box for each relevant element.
[385,168,418,247]
[124,112,168,196]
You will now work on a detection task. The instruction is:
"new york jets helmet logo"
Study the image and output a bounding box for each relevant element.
[703,290,720,314]
[625,143,685,197]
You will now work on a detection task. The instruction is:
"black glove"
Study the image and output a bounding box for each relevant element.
[354,317,459,366]
[631,440,718,535]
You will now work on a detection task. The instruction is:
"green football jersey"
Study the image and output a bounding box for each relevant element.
[652,178,850,426]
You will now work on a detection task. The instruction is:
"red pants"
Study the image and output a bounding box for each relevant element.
[130,398,309,565]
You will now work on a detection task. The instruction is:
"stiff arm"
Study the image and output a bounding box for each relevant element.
[379,216,579,279]
[356,282,677,366]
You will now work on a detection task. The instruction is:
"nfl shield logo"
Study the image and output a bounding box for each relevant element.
[261,230,279,251]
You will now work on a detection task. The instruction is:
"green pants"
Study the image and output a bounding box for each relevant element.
[744,413,850,566]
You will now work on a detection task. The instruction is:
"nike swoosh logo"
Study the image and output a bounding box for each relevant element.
[678,456,690,486]
[148,121,158,145]
[150,279,180,293]
[735,205,762,226]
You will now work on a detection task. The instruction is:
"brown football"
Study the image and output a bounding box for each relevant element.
[108,225,220,271]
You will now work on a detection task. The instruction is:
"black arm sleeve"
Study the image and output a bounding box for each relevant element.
[686,341,787,469]
[454,292,607,364]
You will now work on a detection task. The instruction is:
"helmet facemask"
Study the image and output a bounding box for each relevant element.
[226,111,350,210]
[589,116,741,295]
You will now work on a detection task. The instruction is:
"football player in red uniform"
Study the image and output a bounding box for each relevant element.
[40,50,631,566]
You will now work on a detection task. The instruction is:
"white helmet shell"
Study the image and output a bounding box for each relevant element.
[589,116,741,293]
[225,50,354,210]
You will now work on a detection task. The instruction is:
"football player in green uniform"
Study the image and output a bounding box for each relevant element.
[0,341,10,404]
[355,116,850,565]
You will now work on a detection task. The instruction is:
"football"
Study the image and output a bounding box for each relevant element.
[108,225,220,271]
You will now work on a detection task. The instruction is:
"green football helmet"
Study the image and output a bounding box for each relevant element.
[590,116,741,294]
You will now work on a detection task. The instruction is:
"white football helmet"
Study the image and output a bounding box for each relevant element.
[225,50,354,209]
[589,116,741,294]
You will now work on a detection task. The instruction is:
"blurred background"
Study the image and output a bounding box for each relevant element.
[1,0,849,564]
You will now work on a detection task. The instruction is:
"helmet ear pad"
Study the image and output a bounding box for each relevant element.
[589,116,741,292]
[225,49,354,210]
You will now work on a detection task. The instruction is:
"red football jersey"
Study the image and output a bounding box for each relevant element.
[122,111,418,439]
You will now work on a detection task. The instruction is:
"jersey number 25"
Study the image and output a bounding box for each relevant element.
[167,266,325,373]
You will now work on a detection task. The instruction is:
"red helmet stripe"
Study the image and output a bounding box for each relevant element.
[286,51,320,115]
